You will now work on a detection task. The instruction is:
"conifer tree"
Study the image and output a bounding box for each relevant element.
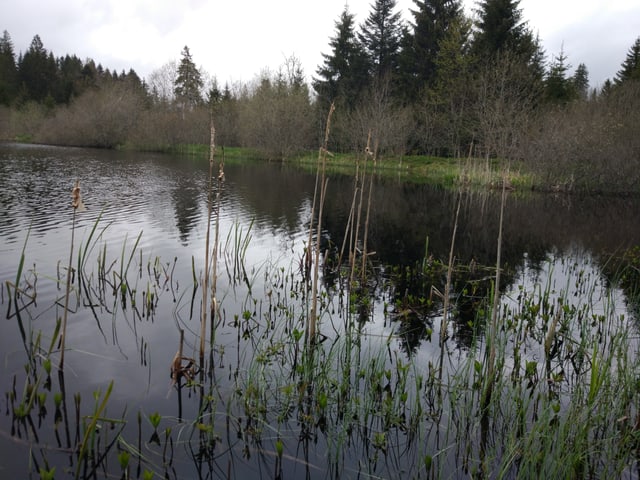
[313,7,369,111]
[174,46,203,110]
[472,0,533,60]
[545,49,574,104]
[615,37,640,85]
[399,0,464,100]
[18,35,57,103]
[0,30,18,105]
[358,0,404,81]
[572,63,589,99]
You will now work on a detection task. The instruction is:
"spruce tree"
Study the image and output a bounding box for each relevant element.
[55,54,84,103]
[313,7,369,111]
[473,0,533,60]
[399,0,464,100]
[358,0,404,82]
[544,49,573,104]
[615,37,640,85]
[0,30,18,105]
[18,35,57,103]
[572,63,589,99]
[174,46,203,110]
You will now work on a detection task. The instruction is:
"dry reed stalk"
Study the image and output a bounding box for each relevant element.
[348,131,372,284]
[200,122,216,366]
[307,103,335,346]
[440,191,461,347]
[59,180,85,370]
[360,136,378,283]
[210,149,225,342]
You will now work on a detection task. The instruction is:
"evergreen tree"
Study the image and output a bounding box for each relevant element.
[0,30,18,105]
[174,46,203,110]
[358,0,404,81]
[545,49,574,104]
[615,37,640,85]
[572,63,589,99]
[313,7,369,111]
[399,0,464,100]
[426,14,473,154]
[55,54,84,103]
[473,0,545,106]
[472,0,532,60]
[18,35,57,103]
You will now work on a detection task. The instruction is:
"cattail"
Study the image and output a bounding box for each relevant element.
[60,180,84,369]
[71,180,86,212]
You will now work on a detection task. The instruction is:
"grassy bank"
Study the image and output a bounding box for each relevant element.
[153,143,536,190]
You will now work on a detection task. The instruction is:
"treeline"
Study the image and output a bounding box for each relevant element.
[1,0,639,191]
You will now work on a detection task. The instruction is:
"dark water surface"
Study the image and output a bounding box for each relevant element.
[1,143,639,478]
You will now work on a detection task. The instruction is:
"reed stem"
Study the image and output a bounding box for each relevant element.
[60,180,84,370]
[200,122,216,366]
[308,102,335,346]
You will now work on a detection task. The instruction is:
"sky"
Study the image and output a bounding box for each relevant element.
[1,0,638,90]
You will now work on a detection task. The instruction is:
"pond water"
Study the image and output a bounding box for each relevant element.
[1,143,640,479]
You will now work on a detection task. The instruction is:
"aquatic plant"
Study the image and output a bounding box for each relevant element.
[60,180,86,370]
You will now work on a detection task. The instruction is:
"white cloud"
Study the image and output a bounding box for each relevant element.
[2,0,638,87]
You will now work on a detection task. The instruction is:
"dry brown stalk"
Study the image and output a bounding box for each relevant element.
[200,122,216,366]
[360,135,379,283]
[170,329,196,392]
[307,103,335,346]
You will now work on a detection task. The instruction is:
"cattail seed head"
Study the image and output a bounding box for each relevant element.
[71,180,86,211]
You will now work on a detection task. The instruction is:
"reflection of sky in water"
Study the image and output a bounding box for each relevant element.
[2,145,640,477]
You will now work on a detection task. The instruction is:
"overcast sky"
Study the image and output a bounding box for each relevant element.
[2,0,638,89]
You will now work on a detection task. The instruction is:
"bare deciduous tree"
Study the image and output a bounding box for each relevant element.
[147,60,177,104]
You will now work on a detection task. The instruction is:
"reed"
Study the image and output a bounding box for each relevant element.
[480,170,508,414]
[200,121,216,365]
[360,132,378,283]
[210,144,225,347]
[307,102,335,346]
[60,180,85,370]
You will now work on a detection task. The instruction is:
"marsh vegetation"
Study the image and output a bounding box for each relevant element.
[2,142,640,478]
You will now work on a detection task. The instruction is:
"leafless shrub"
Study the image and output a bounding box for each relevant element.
[237,60,315,159]
[39,82,145,148]
[524,81,640,192]
[342,77,413,156]
[474,53,539,160]
[5,101,49,141]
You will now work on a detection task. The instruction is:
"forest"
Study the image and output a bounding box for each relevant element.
[1,0,639,192]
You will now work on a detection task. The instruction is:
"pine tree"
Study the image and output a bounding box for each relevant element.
[313,7,369,111]
[615,37,640,86]
[174,46,203,110]
[0,30,18,105]
[358,0,404,81]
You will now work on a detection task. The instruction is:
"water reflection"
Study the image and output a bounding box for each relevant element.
[2,144,640,478]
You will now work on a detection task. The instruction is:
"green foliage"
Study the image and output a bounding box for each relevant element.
[615,36,640,86]
[398,0,464,101]
[358,0,404,81]
[174,45,204,109]
[0,30,18,106]
[313,7,369,112]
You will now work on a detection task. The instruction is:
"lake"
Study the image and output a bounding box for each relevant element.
[2,143,640,479]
